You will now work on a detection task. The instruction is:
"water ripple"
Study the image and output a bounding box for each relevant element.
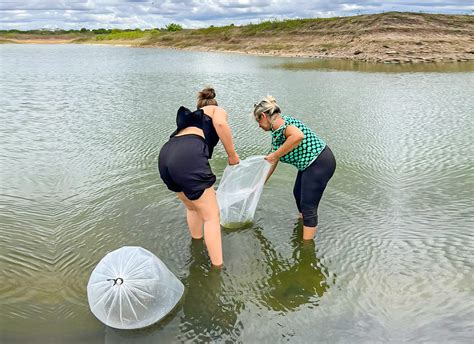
[1,44,473,343]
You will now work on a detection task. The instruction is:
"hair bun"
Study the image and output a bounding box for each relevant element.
[200,87,216,100]
[252,94,281,118]
[197,86,218,108]
[266,95,277,104]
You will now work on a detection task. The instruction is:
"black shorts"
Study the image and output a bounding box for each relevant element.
[158,134,216,200]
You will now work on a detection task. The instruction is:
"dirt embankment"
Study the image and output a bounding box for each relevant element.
[3,12,473,64]
[142,12,474,64]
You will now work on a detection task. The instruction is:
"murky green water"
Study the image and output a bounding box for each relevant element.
[1,44,473,343]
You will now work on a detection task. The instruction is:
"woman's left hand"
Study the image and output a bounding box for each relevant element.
[228,153,240,165]
[265,152,279,165]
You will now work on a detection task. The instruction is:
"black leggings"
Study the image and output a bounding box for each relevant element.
[293,146,336,227]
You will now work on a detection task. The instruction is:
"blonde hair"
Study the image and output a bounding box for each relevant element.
[253,95,281,121]
[197,86,218,109]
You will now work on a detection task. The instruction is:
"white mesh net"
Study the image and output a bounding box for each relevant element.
[87,246,184,329]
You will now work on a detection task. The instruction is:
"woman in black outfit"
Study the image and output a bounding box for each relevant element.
[158,87,239,267]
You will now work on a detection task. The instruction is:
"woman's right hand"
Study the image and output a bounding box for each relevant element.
[228,153,240,165]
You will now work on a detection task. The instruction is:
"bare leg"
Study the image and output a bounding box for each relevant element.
[193,188,223,266]
[177,193,204,239]
[303,226,317,240]
[186,209,203,239]
[180,188,223,266]
[203,217,222,267]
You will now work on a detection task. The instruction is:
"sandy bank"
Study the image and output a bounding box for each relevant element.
[2,12,473,64]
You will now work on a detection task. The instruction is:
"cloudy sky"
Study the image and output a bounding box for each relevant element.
[0,0,472,30]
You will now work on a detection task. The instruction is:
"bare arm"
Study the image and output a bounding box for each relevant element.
[275,125,304,158]
[265,125,304,164]
[212,107,239,165]
[265,160,278,183]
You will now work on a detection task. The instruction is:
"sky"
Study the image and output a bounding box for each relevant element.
[0,0,473,30]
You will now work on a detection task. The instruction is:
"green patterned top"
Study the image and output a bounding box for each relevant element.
[271,115,326,171]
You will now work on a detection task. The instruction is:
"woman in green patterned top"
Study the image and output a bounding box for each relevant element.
[253,95,336,240]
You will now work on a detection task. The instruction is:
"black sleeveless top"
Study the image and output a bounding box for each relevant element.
[170,106,220,158]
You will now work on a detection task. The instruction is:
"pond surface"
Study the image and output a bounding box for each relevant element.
[1,44,473,343]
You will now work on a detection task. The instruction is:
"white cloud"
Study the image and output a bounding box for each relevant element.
[0,0,472,30]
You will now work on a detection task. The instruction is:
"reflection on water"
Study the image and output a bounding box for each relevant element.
[278,58,474,73]
[178,240,243,342]
[257,222,330,312]
[104,226,333,343]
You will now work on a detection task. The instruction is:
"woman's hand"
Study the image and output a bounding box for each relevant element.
[265,152,279,165]
[228,153,240,165]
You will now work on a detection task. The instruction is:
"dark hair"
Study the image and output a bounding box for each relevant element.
[197,87,218,109]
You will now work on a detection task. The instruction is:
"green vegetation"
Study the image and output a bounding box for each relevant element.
[95,29,147,41]
[194,25,233,35]
[241,18,315,35]
[1,12,471,42]
[165,23,183,32]
[0,12,472,64]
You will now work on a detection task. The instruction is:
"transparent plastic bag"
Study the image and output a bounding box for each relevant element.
[217,155,271,228]
[87,246,184,329]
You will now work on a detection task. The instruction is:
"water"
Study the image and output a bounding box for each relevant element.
[1,44,473,343]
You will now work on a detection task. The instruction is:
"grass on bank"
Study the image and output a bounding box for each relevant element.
[1,12,472,55]
[95,29,149,41]
[1,12,472,42]
[0,25,179,43]
[0,14,382,43]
